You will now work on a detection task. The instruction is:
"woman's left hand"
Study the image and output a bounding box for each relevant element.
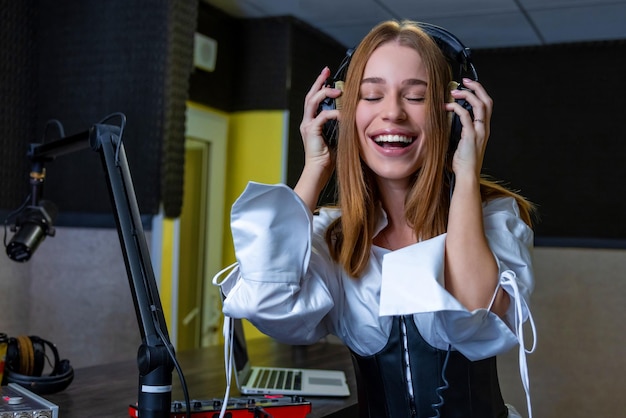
[444,79,505,315]
[446,78,493,178]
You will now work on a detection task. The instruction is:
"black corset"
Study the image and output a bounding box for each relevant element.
[350,316,508,418]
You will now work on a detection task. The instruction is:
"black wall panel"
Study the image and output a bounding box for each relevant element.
[190,7,293,112]
[1,0,197,225]
[0,0,39,212]
[35,0,169,222]
[474,41,626,244]
[189,4,238,111]
[286,20,347,192]
[161,0,199,218]
[234,17,291,111]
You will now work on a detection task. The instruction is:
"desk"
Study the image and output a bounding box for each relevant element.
[44,339,358,418]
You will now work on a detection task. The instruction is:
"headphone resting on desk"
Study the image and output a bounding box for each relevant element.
[2,335,74,395]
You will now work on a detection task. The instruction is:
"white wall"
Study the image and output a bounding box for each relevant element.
[0,227,140,369]
[498,246,626,417]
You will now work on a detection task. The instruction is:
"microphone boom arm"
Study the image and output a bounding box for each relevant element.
[27,122,175,418]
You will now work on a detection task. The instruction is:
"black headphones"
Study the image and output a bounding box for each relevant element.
[2,335,74,395]
[318,22,478,154]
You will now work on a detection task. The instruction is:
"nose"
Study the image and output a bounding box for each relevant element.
[381,96,406,122]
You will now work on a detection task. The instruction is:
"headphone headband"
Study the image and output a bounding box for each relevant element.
[416,22,478,81]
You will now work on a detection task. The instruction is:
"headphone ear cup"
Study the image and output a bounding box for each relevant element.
[5,337,21,375]
[5,336,35,376]
[448,97,474,157]
[449,112,462,156]
[29,336,47,376]
[2,335,74,395]
[318,48,354,148]
[319,80,343,149]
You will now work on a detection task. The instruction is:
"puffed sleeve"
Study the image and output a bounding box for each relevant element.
[219,182,336,344]
[379,196,535,361]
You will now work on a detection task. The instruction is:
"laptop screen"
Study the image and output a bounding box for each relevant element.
[232,319,251,378]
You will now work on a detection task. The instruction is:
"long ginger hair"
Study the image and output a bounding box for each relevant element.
[324,20,534,278]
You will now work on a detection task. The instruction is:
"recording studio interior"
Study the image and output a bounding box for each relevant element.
[1,1,626,417]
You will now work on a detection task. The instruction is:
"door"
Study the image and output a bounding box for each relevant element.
[177,104,228,349]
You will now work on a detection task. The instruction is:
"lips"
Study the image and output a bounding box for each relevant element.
[372,134,415,148]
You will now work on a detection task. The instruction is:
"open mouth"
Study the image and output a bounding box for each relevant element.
[373,134,416,148]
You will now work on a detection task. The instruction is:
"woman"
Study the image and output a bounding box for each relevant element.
[217,20,535,418]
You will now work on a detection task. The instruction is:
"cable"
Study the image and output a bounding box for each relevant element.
[3,194,31,248]
[98,111,127,130]
[333,48,353,80]
[430,345,452,418]
[153,312,191,418]
[218,316,234,418]
[41,119,66,143]
[210,264,239,418]
[98,112,127,164]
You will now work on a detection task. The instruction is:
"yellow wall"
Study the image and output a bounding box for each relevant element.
[221,110,286,340]
[159,218,176,327]
[221,110,286,269]
[158,108,285,343]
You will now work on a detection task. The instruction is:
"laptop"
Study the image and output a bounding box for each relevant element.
[231,318,350,397]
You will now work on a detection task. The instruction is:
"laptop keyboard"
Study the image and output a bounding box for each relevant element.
[253,369,302,391]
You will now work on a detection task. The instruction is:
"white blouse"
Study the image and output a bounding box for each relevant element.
[216,181,536,417]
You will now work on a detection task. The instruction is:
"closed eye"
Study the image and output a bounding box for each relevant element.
[360,96,424,103]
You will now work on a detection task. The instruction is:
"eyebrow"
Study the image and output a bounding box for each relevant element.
[361,77,427,86]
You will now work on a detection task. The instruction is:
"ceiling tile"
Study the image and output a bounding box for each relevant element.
[203,0,626,48]
[382,0,520,17]
[426,13,543,49]
[519,0,626,9]
[320,22,384,48]
[531,4,626,43]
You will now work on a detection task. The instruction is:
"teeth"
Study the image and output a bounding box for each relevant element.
[374,135,413,143]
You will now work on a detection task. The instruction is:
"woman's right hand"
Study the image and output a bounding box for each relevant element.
[295,67,342,211]
[300,67,342,165]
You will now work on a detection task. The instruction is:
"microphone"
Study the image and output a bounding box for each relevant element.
[6,200,58,262]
